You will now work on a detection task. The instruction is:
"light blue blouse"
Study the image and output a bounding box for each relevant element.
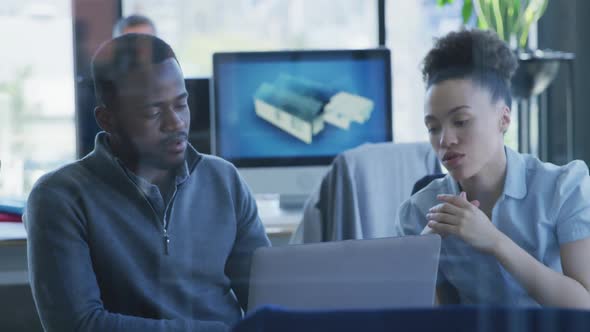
[397,147,590,306]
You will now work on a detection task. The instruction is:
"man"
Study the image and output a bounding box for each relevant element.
[113,14,157,37]
[26,34,270,331]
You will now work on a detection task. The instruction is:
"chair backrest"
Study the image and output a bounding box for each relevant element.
[411,174,446,195]
[291,142,440,243]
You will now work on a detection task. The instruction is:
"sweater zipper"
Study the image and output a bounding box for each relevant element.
[162,187,179,255]
[163,228,170,255]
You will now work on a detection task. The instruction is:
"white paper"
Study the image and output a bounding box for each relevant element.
[0,222,27,241]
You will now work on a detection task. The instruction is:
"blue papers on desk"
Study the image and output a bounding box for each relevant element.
[0,198,25,215]
[233,306,590,332]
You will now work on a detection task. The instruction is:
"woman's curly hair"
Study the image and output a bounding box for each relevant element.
[422,29,518,106]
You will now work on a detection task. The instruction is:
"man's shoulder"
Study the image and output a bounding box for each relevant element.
[198,153,235,167]
[26,160,94,220]
[31,160,89,194]
[194,154,240,177]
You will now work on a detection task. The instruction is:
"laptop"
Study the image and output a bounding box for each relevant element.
[247,234,441,312]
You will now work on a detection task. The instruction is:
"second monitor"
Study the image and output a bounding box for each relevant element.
[212,49,392,206]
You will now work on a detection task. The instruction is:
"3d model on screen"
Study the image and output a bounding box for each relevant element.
[253,74,374,144]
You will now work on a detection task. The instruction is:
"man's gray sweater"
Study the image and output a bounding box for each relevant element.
[25,133,270,332]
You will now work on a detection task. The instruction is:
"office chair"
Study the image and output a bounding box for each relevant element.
[291,142,440,243]
[411,174,446,195]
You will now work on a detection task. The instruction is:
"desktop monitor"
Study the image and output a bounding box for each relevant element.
[212,49,392,206]
[184,78,211,154]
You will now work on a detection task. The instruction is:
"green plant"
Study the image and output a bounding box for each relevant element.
[437,0,549,49]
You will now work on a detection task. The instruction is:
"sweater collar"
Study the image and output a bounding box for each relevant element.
[92,131,201,185]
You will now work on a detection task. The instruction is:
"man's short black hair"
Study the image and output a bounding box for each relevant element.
[422,29,518,106]
[112,14,156,37]
[91,34,178,108]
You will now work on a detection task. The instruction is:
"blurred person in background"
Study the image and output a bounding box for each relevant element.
[113,14,157,37]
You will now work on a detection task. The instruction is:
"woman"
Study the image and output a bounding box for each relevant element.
[397,29,590,307]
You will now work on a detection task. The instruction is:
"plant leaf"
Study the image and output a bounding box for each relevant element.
[473,0,491,29]
[462,0,474,24]
[491,0,505,41]
[519,0,549,48]
[436,0,455,7]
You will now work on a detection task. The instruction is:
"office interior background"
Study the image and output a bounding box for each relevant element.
[0,0,589,201]
[0,0,590,330]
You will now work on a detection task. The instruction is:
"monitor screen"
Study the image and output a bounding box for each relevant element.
[212,49,392,167]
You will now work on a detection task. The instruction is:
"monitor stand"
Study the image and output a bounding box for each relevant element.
[239,165,328,211]
[278,194,308,210]
[255,193,308,211]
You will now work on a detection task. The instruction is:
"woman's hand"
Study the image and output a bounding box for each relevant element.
[426,192,502,254]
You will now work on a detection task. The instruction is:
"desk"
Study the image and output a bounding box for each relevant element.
[0,240,28,286]
[0,226,40,331]
[233,306,590,332]
[0,201,300,331]
[0,197,302,287]
[256,196,302,246]
[0,223,28,285]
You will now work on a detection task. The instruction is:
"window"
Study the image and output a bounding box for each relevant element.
[0,0,75,199]
[123,0,378,78]
[386,1,462,143]
[387,1,518,149]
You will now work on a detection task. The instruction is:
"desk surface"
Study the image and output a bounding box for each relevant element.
[0,201,301,286]
[0,198,302,240]
[256,198,301,235]
[0,237,28,286]
[0,223,28,285]
[234,306,590,332]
